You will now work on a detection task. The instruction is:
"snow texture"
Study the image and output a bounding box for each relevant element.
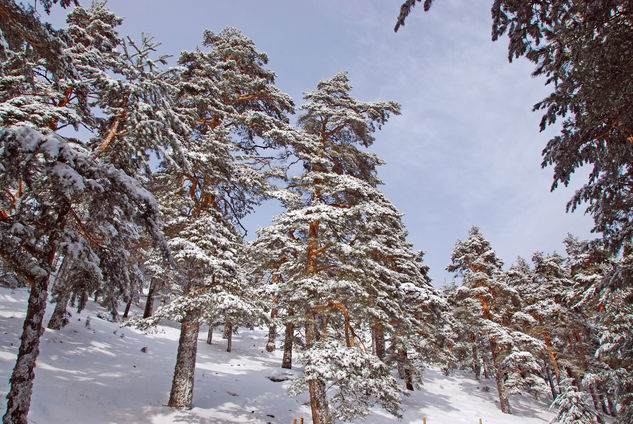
[0,287,556,423]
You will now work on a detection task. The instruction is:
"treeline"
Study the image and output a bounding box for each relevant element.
[444,226,631,423]
[0,2,632,424]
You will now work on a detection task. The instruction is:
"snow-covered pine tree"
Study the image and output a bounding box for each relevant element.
[246,248,295,364]
[360,225,448,392]
[447,226,547,414]
[0,127,167,424]
[254,72,443,423]
[0,3,189,422]
[507,245,618,422]
[20,1,194,327]
[137,171,266,406]
[132,28,296,409]
[528,250,606,411]
[446,226,506,380]
[506,257,563,400]
[592,249,633,423]
[563,236,616,418]
[393,257,452,390]
[550,379,600,424]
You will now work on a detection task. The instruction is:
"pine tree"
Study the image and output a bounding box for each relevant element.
[0,3,186,422]
[447,226,547,413]
[507,257,562,400]
[593,251,633,423]
[550,379,600,424]
[528,251,602,400]
[0,128,167,424]
[253,72,446,423]
[131,28,295,409]
[23,1,193,327]
[446,226,506,382]
[563,236,616,418]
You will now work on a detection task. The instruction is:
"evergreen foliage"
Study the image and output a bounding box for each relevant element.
[550,379,600,424]
[252,72,446,423]
[2,1,633,422]
[130,27,296,409]
[395,2,633,419]
[0,2,179,421]
[395,0,633,254]
[446,226,547,414]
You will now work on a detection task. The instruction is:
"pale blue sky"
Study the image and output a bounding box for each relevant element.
[47,0,594,285]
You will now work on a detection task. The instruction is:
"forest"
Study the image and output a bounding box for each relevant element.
[1,0,632,423]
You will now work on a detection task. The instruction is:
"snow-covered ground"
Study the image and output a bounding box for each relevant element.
[0,287,554,423]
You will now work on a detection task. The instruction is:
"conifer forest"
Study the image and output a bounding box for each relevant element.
[1,1,632,423]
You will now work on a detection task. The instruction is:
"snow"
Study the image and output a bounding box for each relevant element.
[0,287,554,423]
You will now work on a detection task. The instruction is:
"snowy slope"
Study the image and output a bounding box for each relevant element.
[0,287,554,423]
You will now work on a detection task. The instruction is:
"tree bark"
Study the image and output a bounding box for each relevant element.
[495,367,511,414]
[206,322,213,345]
[3,274,50,424]
[304,219,330,423]
[395,347,414,390]
[374,322,385,361]
[168,313,200,409]
[404,368,414,391]
[472,344,481,380]
[397,357,406,380]
[47,255,71,330]
[109,298,119,322]
[605,391,617,416]
[281,320,294,369]
[122,297,133,319]
[306,315,330,424]
[47,288,70,330]
[544,363,558,400]
[266,299,278,352]
[483,362,491,380]
[143,278,160,319]
[224,321,233,353]
[266,323,276,352]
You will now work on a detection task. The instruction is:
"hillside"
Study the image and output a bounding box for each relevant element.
[1,287,554,424]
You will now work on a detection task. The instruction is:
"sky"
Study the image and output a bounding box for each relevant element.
[47,0,595,285]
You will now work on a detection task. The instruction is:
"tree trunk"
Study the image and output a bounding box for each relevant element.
[495,367,511,414]
[281,320,294,369]
[400,348,414,391]
[47,288,70,330]
[206,322,213,345]
[168,313,200,409]
[3,274,50,424]
[224,321,233,353]
[304,220,330,424]
[374,322,385,361]
[266,323,276,352]
[109,298,119,322]
[483,361,491,380]
[404,368,414,391]
[397,356,407,380]
[266,301,278,352]
[544,363,558,400]
[122,297,133,319]
[587,385,606,417]
[605,391,617,416]
[143,278,160,319]
[306,316,330,424]
[47,255,71,330]
[472,344,481,380]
